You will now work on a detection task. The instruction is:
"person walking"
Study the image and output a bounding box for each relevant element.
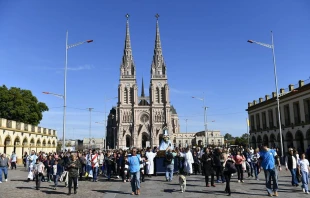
[91,150,99,182]
[10,152,17,170]
[285,148,299,187]
[234,151,245,183]
[252,148,260,180]
[298,153,310,194]
[0,153,9,183]
[67,154,81,195]
[259,144,281,197]
[223,154,236,196]
[34,158,45,190]
[202,148,215,187]
[164,146,177,182]
[52,160,62,190]
[145,147,156,177]
[128,147,141,195]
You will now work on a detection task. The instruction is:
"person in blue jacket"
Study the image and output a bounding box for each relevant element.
[128,147,141,195]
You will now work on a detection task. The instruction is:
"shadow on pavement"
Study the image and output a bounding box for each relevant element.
[166,183,199,187]
[92,190,128,194]
[41,190,67,195]
[10,179,29,182]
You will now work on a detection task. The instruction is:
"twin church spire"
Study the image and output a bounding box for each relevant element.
[120,14,166,80]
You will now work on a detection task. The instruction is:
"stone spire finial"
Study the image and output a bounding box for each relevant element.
[120,13,135,78]
[155,13,162,50]
[150,14,166,78]
[141,77,145,97]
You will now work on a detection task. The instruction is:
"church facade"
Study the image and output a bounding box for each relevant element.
[106,15,180,149]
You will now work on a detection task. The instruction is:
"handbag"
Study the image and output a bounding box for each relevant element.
[242,161,246,170]
[297,174,302,183]
[224,161,237,174]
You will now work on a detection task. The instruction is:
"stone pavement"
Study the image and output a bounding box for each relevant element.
[0,166,308,198]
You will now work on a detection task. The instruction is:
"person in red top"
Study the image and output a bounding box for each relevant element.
[234,151,245,183]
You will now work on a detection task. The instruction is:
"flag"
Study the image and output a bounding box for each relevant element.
[247,118,250,126]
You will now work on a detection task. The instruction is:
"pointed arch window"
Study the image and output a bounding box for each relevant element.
[124,88,128,104]
[156,87,160,103]
[161,87,165,103]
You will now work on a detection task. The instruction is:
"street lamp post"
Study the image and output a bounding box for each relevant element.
[192,95,208,147]
[44,31,93,152]
[88,108,94,149]
[248,31,284,158]
[184,119,188,148]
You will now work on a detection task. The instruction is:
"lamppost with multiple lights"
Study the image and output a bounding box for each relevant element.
[43,31,93,151]
[192,95,208,147]
[247,31,283,157]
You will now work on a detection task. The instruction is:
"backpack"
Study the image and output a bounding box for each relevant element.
[165,153,174,165]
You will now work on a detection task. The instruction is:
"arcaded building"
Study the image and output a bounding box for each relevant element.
[247,79,310,153]
[0,118,57,164]
[106,16,180,149]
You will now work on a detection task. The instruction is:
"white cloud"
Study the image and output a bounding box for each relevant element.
[67,64,94,71]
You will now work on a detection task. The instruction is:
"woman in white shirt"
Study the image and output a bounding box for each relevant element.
[298,153,310,194]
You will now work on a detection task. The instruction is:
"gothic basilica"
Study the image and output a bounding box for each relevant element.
[106,15,180,149]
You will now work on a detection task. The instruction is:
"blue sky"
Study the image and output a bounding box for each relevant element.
[1,0,310,140]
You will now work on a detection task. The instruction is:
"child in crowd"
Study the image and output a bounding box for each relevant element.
[52,160,62,190]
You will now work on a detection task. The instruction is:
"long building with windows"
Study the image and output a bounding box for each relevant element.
[0,118,57,164]
[247,79,310,153]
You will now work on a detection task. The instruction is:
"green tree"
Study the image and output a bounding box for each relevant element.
[224,133,234,140]
[0,85,49,125]
[235,137,247,146]
[241,133,249,140]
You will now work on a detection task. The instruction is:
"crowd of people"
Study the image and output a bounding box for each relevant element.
[0,143,309,196]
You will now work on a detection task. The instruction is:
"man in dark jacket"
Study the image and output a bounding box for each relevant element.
[202,148,215,187]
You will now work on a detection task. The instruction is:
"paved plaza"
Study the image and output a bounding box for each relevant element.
[0,166,308,198]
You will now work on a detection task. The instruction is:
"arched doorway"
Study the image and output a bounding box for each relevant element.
[126,135,131,148]
[42,139,46,147]
[141,132,149,148]
[36,139,41,152]
[22,138,28,156]
[4,136,11,154]
[257,135,262,147]
[285,132,294,149]
[13,137,21,153]
[48,140,51,147]
[251,136,257,149]
[270,134,276,149]
[30,138,35,152]
[295,130,304,152]
[52,140,55,149]
[198,140,202,146]
[263,135,269,147]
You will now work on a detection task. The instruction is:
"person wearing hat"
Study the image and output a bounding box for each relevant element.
[285,148,299,187]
